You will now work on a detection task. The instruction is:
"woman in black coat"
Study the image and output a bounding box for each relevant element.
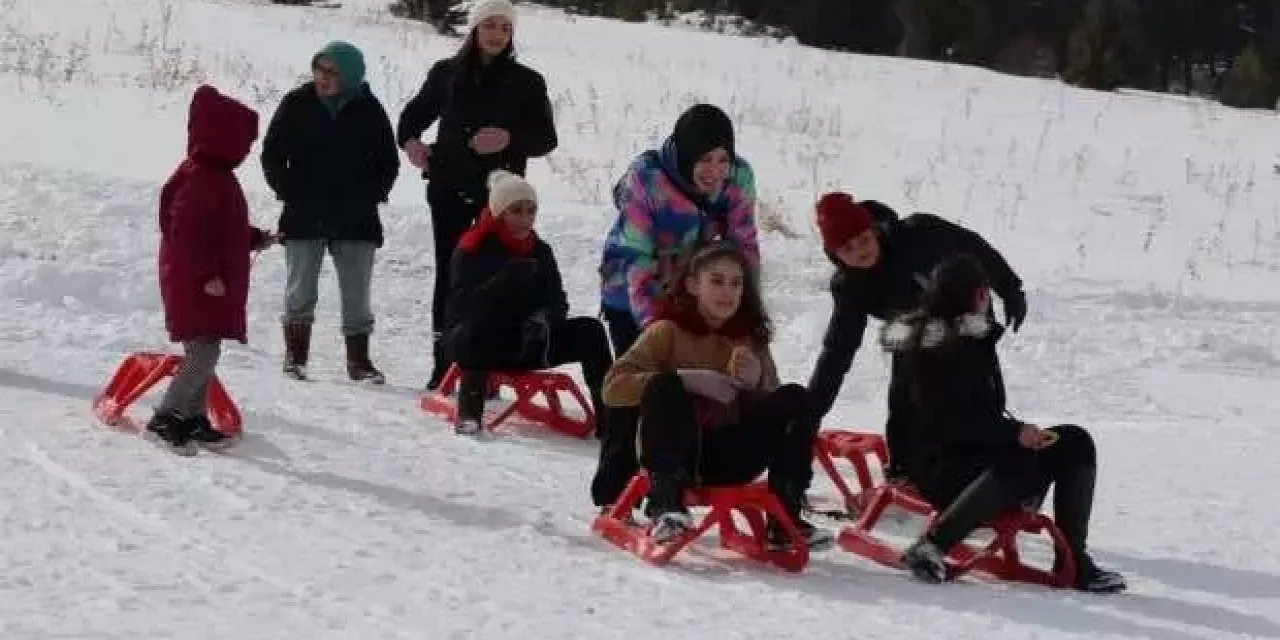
[396,0,559,391]
[443,171,611,436]
[262,41,400,384]
[882,255,1125,594]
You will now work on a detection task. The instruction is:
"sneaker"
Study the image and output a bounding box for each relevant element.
[144,410,197,456]
[766,516,835,552]
[901,538,948,584]
[649,510,693,545]
[283,362,308,381]
[188,416,238,452]
[454,419,482,436]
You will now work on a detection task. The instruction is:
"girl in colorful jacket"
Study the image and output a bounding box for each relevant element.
[597,103,759,358]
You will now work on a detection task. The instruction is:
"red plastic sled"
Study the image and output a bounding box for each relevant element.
[92,351,243,436]
[817,429,1076,588]
[591,472,809,572]
[420,364,594,438]
[813,430,891,516]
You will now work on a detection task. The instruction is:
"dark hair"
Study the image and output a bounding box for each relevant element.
[920,254,989,320]
[903,254,994,420]
[453,26,515,74]
[668,242,773,345]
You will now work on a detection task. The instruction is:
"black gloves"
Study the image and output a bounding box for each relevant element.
[1002,289,1027,332]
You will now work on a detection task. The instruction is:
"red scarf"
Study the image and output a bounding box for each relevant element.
[457,208,536,255]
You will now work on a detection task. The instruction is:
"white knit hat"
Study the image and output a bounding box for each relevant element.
[469,0,517,31]
[488,170,537,216]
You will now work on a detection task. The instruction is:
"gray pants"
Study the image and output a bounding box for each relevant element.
[158,339,222,419]
[282,239,377,336]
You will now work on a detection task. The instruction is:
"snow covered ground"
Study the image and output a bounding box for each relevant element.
[2,0,1279,637]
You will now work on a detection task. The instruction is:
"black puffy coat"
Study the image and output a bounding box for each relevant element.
[880,311,1024,506]
[261,83,400,246]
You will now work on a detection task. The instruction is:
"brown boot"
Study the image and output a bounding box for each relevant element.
[283,324,311,380]
[345,334,386,384]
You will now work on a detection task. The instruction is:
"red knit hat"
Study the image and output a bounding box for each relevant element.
[815,192,874,251]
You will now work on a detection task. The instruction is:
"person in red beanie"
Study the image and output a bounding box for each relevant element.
[804,192,1026,486]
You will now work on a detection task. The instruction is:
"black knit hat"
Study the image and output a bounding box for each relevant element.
[670,104,735,184]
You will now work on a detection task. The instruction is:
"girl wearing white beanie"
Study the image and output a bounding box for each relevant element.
[436,171,613,437]
[397,0,559,391]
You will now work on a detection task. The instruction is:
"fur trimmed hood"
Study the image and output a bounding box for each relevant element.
[880,311,998,352]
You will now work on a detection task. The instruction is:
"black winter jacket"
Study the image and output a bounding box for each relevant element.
[880,311,1023,505]
[397,55,557,195]
[443,232,568,336]
[261,83,400,246]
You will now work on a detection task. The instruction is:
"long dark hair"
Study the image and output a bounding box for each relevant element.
[453,25,515,75]
[666,242,773,345]
[903,254,997,417]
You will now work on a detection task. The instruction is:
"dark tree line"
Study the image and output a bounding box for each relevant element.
[273,0,1280,109]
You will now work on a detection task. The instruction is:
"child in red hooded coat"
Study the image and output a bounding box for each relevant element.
[148,85,277,454]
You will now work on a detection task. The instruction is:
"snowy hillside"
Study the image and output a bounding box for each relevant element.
[2,0,1280,637]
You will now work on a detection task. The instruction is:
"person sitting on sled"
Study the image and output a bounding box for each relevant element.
[149,85,278,454]
[441,170,613,436]
[805,192,1027,485]
[600,243,833,550]
[882,254,1125,593]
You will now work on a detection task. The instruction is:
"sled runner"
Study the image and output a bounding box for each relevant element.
[420,364,594,438]
[592,472,809,572]
[93,351,243,436]
[816,429,1076,588]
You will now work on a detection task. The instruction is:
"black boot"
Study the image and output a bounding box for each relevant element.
[187,415,238,452]
[282,324,311,380]
[144,410,197,456]
[767,479,834,551]
[345,334,386,384]
[1049,463,1126,593]
[455,370,487,435]
[425,332,450,391]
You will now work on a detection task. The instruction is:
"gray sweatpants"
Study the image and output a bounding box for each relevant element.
[282,239,377,337]
[158,339,222,419]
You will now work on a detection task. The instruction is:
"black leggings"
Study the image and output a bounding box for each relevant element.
[452,316,613,427]
[927,424,1099,558]
[637,373,817,490]
[427,184,484,342]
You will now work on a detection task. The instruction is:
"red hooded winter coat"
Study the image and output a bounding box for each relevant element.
[158,85,264,343]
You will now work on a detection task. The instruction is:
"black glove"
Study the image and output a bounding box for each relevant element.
[1002,289,1027,332]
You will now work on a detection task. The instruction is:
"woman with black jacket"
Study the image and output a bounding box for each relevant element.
[262,41,400,384]
[443,171,611,436]
[881,255,1125,594]
[396,0,559,391]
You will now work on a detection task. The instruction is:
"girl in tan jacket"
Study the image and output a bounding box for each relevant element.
[600,243,833,550]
